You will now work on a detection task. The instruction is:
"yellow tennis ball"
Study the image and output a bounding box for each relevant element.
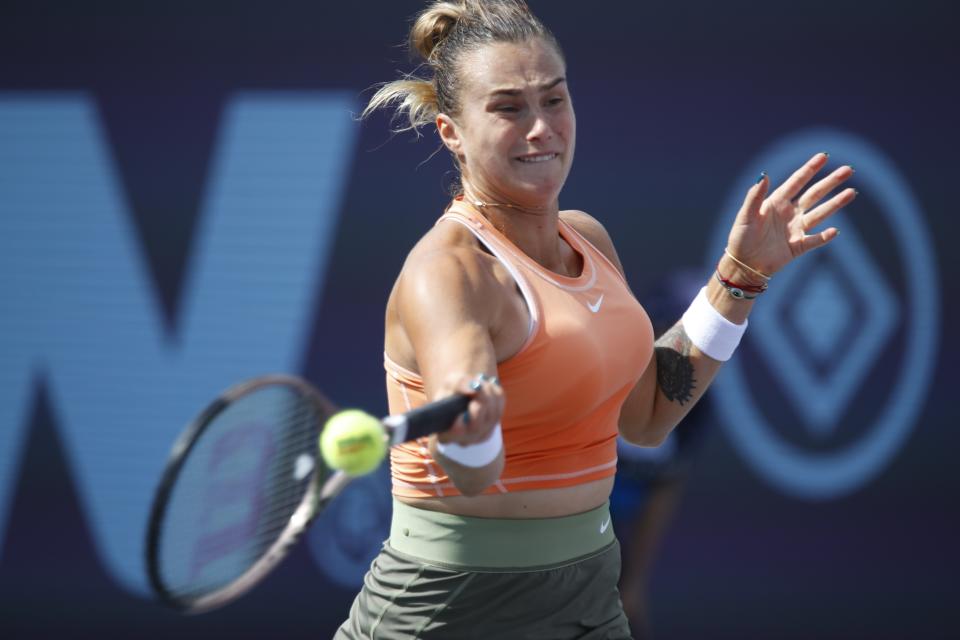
[319,409,387,476]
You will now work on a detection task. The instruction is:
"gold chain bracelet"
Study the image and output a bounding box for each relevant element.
[723,249,773,281]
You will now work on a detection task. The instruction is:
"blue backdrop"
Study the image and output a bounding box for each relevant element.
[1,1,956,637]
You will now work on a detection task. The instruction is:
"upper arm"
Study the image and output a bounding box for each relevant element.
[395,246,501,399]
[394,245,508,495]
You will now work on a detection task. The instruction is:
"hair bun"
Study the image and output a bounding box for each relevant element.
[363,0,552,139]
[410,1,466,61]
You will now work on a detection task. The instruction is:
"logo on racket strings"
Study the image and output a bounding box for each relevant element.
[188,424,276,581]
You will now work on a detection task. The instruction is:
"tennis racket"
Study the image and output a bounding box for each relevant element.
[145,374,469,614]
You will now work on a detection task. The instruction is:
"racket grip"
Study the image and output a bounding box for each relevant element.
[389,394,471,444]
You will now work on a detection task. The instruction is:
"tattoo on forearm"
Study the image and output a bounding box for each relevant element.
[654,322,696,405]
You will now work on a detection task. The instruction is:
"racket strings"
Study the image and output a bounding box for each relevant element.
[156,385,327,602]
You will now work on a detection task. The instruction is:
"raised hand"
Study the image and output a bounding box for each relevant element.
[726,152,857,275]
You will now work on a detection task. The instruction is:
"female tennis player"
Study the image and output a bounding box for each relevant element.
[336,1,856,637]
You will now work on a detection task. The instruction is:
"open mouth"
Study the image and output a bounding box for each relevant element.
[516,153,559,164]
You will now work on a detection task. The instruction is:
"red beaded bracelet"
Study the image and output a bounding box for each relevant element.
[715,261,769,293]
[714,270,767,299]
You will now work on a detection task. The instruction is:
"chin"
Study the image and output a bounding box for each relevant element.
[513,181,564,206]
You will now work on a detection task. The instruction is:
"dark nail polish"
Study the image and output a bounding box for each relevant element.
[822,151,830,158]
[462,410,471,425]
[756,171,767,184]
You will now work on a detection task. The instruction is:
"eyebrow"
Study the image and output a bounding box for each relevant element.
[488,77,566,97]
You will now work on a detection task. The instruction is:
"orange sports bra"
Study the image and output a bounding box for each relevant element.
[386,200,654,498]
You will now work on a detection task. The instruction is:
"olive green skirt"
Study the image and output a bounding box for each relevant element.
[334,500,632,640]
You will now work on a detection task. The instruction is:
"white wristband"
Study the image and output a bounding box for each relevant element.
[436,423,503,468]
[680,287,748,362]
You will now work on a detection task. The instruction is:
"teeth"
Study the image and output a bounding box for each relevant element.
[518,153,557,163]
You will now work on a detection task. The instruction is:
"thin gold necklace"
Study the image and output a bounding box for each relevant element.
[467,197,547,212]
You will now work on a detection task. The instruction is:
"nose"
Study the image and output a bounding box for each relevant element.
[526,109,554,142]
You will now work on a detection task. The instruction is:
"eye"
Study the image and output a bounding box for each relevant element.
[495,105,520,113]
[547,97,565,106]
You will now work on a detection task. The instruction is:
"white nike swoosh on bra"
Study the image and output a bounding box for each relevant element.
[599,517,611,534]
[587,294,604,313]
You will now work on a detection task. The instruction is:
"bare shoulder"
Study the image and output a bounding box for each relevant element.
[386,217,530,372]
[560,209,626,276]
[402,219,496,290]
[561,208,612,242]
[384,220,494,367]
[395,219,503,325]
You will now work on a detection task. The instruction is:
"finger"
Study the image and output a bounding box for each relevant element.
[466,400,487,441]
[735,172,769,224]
[771,152,829,202]
[491,383,505,418]
[446,401,480,443]
[450,387,483,442]
[443,380,477,432]
[796,166,854,212]
[453,405,473,433]
[470,383,502,440]
[445,373,503,442]
[802,188,857,231]
[462,372,497,393]
[466,394,483,428]
[437,421,466,444]
[800,227,840,254]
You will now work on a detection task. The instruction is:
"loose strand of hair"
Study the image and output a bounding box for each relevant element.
[360,76,439,136]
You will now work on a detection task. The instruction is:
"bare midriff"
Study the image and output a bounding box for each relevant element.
[396,476,614,519]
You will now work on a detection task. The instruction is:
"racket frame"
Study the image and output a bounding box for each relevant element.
[145,375,335,614]
[146,375,471,614]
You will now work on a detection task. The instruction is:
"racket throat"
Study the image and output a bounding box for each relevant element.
[383,414,409,446]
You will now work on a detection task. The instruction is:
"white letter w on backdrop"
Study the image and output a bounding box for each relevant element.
[0,92,356,593]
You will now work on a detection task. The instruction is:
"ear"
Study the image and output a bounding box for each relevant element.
[436,113,463,157]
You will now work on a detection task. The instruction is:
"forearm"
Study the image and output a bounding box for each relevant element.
[619,325,718,445]
[620,254,759,443]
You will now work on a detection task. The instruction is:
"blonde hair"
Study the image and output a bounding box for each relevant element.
[362,0,562,135]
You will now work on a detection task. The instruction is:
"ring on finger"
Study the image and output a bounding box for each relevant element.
[481,373,500,386]
[470,373,500,390]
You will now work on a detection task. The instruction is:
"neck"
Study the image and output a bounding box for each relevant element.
[461,183,569,273]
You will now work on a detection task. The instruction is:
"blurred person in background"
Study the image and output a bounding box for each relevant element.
[611,270,712,639]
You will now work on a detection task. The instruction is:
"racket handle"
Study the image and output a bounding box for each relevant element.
[386,394,471,445]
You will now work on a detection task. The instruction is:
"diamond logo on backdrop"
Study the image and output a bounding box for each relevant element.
[790,266,853,364]
[751,215,898,437]
[708,128,939,500]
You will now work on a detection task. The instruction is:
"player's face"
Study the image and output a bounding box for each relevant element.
[441,38,575,208]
